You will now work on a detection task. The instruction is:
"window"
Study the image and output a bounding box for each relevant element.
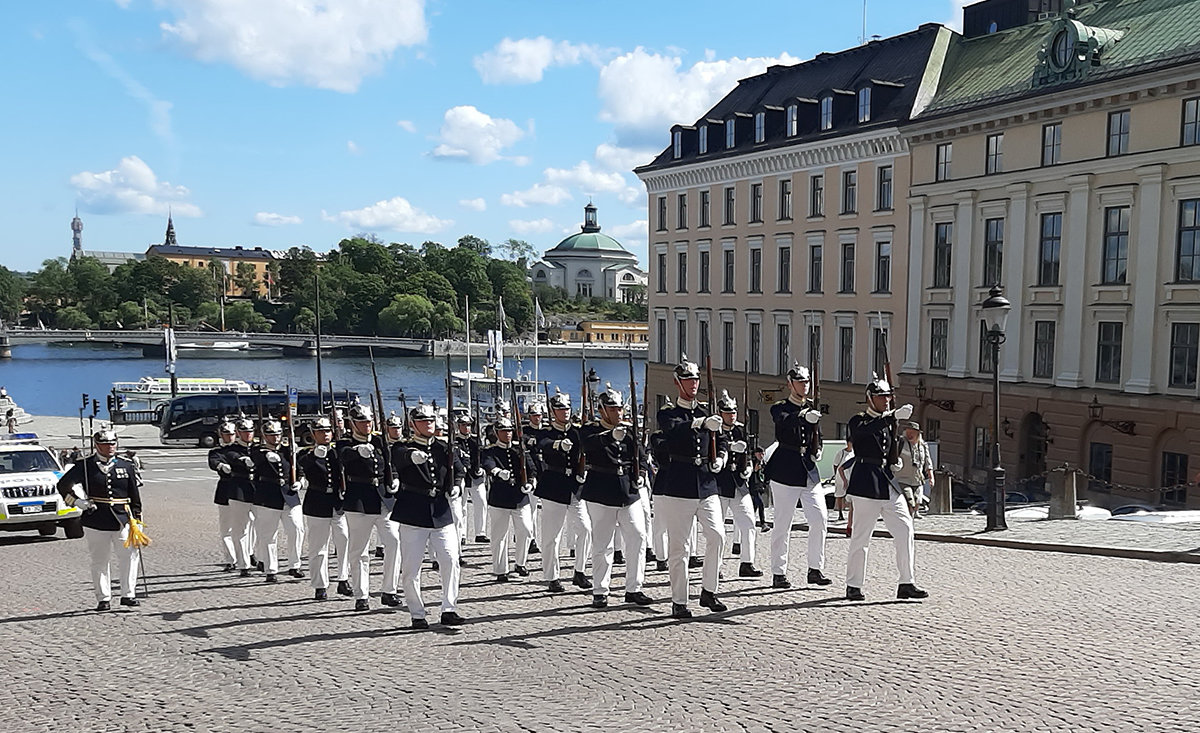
[698,250,711,293]
[840,243,855,293]
[1102,206,1130,284]
[749,247,762,293]
[936,143,952,181]
[933,222,952,288]
[930,318,948,370]
[983,218,1004,287]
[876,165,893,211]
[1162,452,1189,505]
[985,133,1003,174]
[809,243,823,292]
[656,252,667,293]
[676,320,687,362]
[978,320,995,374]
[786,104,798,136]
[778,246,791,293]
[874,241,891,293]
[841,170,857,214]
[1184,98,1200,147]
[657,197,667,231]
[1096,321,1123,384]
[699,320,711,363]
[838,326,853,382]
[809,175,824,217]
[722,249,735,293]
[672,130,682,159]
[1033,321,1056,379]
[925,418,940,443]
[726,118,736,149]
[857,87,871,123]
[749,322,761,373]
[699,190,711,228]
[1039,213,1062,286]
[754,112,765,143]
[654,319,668,362]
[722,321,734,370]
[676,251,687,293]
[1107,110,1130,156]
[577,280,592,297]
[676,193,688,230]
[820,96,833,130]
[1042,123,1062,166]
[973,426,990,468]
[776,323,790,375]
[1088,443,1113,493]
[699,125,709,154]
[750,183,763,223]
[723,187,736,225]
[1169,323,1199,390]
[872,328,888,377]
[1177,199,1200,282]
[778,179,793,220]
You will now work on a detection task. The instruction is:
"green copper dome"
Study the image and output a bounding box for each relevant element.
[546,203,632,255]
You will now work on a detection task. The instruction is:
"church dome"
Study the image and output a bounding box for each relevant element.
[546,203,632,255]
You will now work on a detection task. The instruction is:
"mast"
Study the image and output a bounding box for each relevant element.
[464,294,471,410]
[315,272,324,412]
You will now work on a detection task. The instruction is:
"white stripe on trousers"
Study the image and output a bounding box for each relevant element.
[656,494,724,604]
[588,502,646,595]
[227,500,256,570]
[768,480,828,576]
[400,523,460,619]
[721,492,757,565]
[489,504,534,575]
[86,524,139,602]
[845,491,916,589]
[217,503,238,564]
[307,512,350,589]
[539,496,590,581]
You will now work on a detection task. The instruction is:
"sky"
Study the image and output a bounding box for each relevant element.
[0,0,967,273]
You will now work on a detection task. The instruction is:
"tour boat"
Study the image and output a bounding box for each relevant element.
[112,376,259,411]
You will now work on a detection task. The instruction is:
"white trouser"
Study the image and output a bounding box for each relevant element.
[769,480,828,576]
[467,476,488,536]
[377,512,401,595]
[345,511,381,600]
[489,504,534,574]
[539,497,591,581]
[307,513,350,589]
[228,500,255,570]
[643,488,667,559]
[400,523,461,619]
[86,524,139,602]
[450,493,466,542]
[846,491,916,589]
[657,495,725,604]
[588,502,646,595]
[217,503,238,564]
[254,507,283,574]
[721,493,757,565]
[531,502,541,545]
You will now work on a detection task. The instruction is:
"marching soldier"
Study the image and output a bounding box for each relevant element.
[715,391,762,578]
[251,419,305,583]
[524,401,547,556]
[844,378,927,601]
[227,418,258,577]
[336,404,398,612]
[652,357,728,619]
[481,416,537,582]
[392,403,466,629]
[765,363,830,589]
[56,430,143,611]
[208,420,240,571]
[300,417,352,600]
[582,386,651,607]
[535,390,592,593]
[455,413,489,543]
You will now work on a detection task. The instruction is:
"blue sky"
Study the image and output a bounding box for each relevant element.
[0,0,964,273]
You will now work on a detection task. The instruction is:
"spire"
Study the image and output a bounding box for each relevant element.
[70,208,83,252]
[164,208,177,247]
[581,201,600,233]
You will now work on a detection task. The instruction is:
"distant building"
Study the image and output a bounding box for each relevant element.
[529,203,647,303]
[547,320,649,344]
[145,215,275,298]
[68,212,144,272]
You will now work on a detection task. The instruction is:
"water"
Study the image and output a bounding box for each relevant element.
[0,343,647,418]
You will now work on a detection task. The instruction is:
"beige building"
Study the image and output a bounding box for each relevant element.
[636,24,951,434]
[146,217,276,298]
[902,0,1200,507]
[547,320,649,344]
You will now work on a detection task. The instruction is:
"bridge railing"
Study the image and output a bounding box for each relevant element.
[0,328,429,347]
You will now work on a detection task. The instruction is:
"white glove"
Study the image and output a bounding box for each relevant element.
[313,445,329,459]
[636,474,647,489]
[556,438,573,452]
[266,452,281,463]
[495,468,512,483]
[240,456,254,468]
[730,440,747,454]
[411,450,429,465]
[449,481,463,499]
[703,415,723,432]
[521,482,535,495]
[804,409,821,424]
[290,480,304,493]
[217,463,232,475]
[356,443,373,458]
[575,473,587,484]
[691,417,706,430]
[472,467,484,478]
[890,458,904,472]
[740,466,753,480]
[611,426,626,442]
[813,447,823,462]
[710,455,726,473]
[390,478,400,492]
[893,403,914,421]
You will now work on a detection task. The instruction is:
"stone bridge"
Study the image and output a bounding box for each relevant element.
[0,328,432,358]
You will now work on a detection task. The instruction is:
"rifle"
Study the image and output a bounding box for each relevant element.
[743,359,767,527]
[444,351,453,493]
[580,353,590,423]
[285,384,297,484]
[627,351,643,481]
[255,387,265,443]
[876,311,899,465]
[509,379,529,487]
[368,347,395,490]
[704,354,718,465]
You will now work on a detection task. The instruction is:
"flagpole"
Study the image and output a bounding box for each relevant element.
[534,297,540,394]
[464,295,471,410]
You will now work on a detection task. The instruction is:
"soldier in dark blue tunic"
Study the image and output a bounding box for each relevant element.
[454,414,489,543]
[226,418,259,576]
[336,404,398,611]
[714,391,761,578]
[251,419,304,583]
[208,420,239,571]
[535,390,592,593]
[300,417,351,600]
[56,430,144,611]
[481,417,537,582]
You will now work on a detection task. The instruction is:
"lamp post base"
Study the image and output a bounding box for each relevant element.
[985,465,1007,531]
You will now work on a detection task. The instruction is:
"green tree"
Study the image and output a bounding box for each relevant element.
[195,301,221,327]
[293,307,316,334]
[278,247,318,300]
[388,242,426,276]
[234,262,258,297]
[399,270,456,307]
[488,259,533,332]
[378,294,433,337]
[335,237,398,281]
[169,264,215,311]
[429,301,464,337]
[457,234,491,257]
[224,301,270,331]
[116,301,145,329]
[28,258,71,316]
[55,305,94,329]
[497,238,536,261]
[429,247,493,308]
[0,266,25,322]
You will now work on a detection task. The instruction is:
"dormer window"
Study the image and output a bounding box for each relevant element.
[726,117,736,149]
[857,87,871,123]
[754,112,765,143]
[672,130,682,159]
[786,104,798,137]
[699,125,708,154]
[820,96,833,130]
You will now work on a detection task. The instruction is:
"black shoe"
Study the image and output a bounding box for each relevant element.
[671,603,692,619]
[374,546,384,559]
[772,574,792,589]
[655,560,668,572]
[624,591,653,606]
[256,561,265,572]
[336,580,352,596]
[514,564,530,577]
[250,554,258,566]
[475,535,488,543]
[95,600,110,612]
[807,569,833,586]
[119,597,140,607]
[495,574,510,583]
[354,599,370,611]
[380,592,400,607]
[288,568,304,578]
[411,617,430,630]
[569,549,575,558]
[758,521,774,532]
[222,563,235,572]
[548,580,565,593]
[645,548,656,562]
[739,562,764,578]
[572,571,593,590]
[431,561,439,571]
[730,542,741,556]
[688,556,703,569]
[239,569,252,578]
[265,574,279,584]
[314,588,328,601]
[528,541,540,555]
[699,590,728,612]
[458,558,467,567]
[440,611,465,626]
[613,550,625,565]
[897,583,929,600]
[591,595,608,609]
[846,586,865,601]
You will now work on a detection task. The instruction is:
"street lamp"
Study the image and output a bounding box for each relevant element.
[980,285,1011,531]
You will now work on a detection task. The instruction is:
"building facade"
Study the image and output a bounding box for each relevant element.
[902,0,1200,507]
[145,217,276,298]
[546,320,649,344]
[529,204,647,304]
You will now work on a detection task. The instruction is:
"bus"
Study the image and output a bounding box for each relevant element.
[159,390,359,448]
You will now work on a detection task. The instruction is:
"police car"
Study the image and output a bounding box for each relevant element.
[0,434,84,538]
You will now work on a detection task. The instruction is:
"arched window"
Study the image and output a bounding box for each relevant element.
[622,273,635,282]
[535,270,547,279]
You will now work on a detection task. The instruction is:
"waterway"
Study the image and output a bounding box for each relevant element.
[0,343,647,419]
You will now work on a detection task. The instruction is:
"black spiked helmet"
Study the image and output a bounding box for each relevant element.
[348,404,373,422]
[549,388,571,411]
[674,353,701,381]
[598,382,624,408]
[93,429,118,444]
[409,403,437,422]
[716,389,737,413]
[261,420,283,435]
[310,417,333,430]
[235,418,255,433]
[866,374,893,397]
[786,362,811,382]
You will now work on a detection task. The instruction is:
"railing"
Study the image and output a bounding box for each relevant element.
[0,328,429,348]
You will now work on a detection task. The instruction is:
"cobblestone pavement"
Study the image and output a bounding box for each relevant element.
[4,444,1200,732]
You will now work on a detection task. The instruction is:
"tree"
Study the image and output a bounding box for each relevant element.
[457,234,491,257]
[429,301,464,337]
[223,301,270,331]
[234,262,259,297]
[378,294,433,337]
[388,242,426,276]
[497,238,537,262]
[55,305,94,329]
[116,301,145,329]
[66,257,116,317]
[0,266,25,323]
[431,247,493,307]
[488,259,533,332]
[293,307,316,334]
[195,301,221,328]
[278,247,318,300]
[336,237,398,281]
[399,271,456,307]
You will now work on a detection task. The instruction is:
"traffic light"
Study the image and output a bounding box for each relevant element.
[106,394,116,414]
[81,393,89,409]
[92,399,100,417]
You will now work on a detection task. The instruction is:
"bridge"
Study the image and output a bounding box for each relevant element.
[0,328,432,358]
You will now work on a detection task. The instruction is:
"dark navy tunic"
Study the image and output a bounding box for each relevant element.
[579,423,639,508]
[390,437,455,528]
[56,455,143,531]
[251,443,294,510]
[454,433,484,481]
[481,443,535,510]
[225,442,256,503]
[534,423,582,506]
[846,411,900,500]
[299,444,341,518]
[207,444,237,506]
[716,423,751,499]
[764,398,823,487]
[336,434,393,515]
[651,400,723,500]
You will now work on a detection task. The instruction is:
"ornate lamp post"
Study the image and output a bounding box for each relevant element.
[980,285,1012,531]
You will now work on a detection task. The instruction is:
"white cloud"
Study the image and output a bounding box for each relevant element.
[396,119,416,133]
[430,105,526,165]
[545,160,641,205]
[609,220,648,240]
[70,156,201,217]
[459,198,487,212]
[157,0,428,93]
[594,143,657,174]
[946,1,968,32]
[508,218,556,235]
[500,183,571,208]
[347,140,361,155]
[597,48,801,145]
[474,36,606,84]
[253,212,302,226]
[322,196,450,234]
